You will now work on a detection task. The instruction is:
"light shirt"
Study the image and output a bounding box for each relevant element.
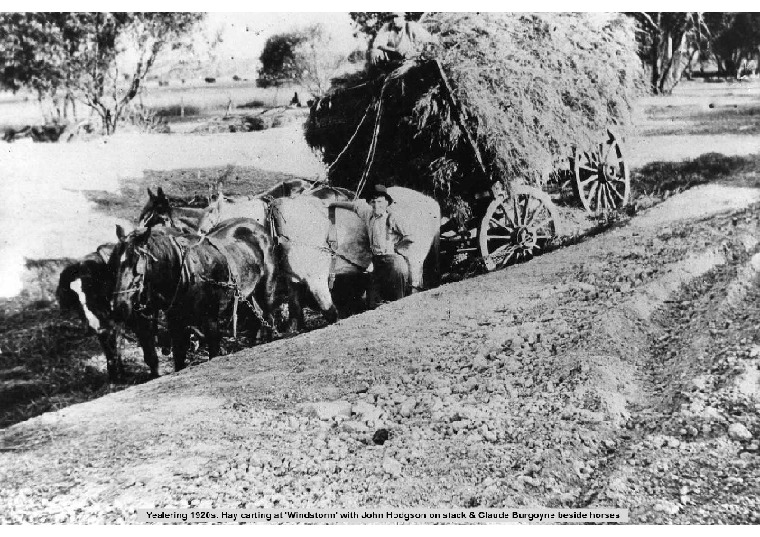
[371,21,433,60]
[352,200,410,256]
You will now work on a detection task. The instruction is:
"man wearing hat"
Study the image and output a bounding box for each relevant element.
[369,12,434,66]
[330,185,414,307]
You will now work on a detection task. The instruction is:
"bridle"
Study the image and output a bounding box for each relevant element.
[112,244,158,318]
[139,208,176,230]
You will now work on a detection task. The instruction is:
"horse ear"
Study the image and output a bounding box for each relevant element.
[116,224,126,242]
[147,188,155,199]
[156,187,165,199]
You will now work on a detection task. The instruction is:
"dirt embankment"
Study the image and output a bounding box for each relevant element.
[1,184,759,523]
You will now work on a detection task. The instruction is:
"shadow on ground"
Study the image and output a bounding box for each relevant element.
[632,152,760,198]
[83,164,307,222]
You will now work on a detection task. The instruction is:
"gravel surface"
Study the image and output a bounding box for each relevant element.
[1,185,760,523]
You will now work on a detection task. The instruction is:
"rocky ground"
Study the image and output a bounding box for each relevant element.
[1,184,759,523]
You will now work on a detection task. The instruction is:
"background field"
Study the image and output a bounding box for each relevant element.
[0,79,311,130]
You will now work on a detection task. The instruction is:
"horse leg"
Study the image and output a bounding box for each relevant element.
[306,275,338,324]
[331,272,369,318]
[257,269,278,342]
[204,310,222,359]
[98,324,124,382]
[132,316,159,378]
[167,313,189,372]
[286,280,306,333]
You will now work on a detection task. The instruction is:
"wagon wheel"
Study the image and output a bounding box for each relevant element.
[478,185,561,272]
[573,130,630,213]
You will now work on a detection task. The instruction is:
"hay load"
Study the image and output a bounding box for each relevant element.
[305,12,644,225]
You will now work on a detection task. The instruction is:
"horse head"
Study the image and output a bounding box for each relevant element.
[57,247,116,334]
[307,185,354,203]
[111,224,154,322]
[198,188,269,233]
[197,185,224,234]
[138,187,174,228]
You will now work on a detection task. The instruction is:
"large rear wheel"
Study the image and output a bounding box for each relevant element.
[478,185,561,271]
[572,130,630,213]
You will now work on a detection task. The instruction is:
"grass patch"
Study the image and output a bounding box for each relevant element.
[237,99,267,109]
[0,261,130,430]
[82,164,307,224]
[151,104,202,118]
[642,97,760,137]
[632,152,760,197]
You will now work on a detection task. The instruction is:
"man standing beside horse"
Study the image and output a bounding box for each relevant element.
[330,185,418,307]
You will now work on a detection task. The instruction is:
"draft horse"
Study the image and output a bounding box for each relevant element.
[138,187,206,233]
[111,218,278,375]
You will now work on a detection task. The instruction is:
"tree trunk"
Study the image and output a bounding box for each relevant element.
[660,32,689,94]
[650,31,661,94]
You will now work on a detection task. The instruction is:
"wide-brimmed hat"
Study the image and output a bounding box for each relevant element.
[367,184,393,203]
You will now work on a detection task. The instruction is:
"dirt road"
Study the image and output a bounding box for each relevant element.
[1,183,758,523]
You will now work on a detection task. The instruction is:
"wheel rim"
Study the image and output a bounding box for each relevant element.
[478,185,559,271]
[574,130,630,213]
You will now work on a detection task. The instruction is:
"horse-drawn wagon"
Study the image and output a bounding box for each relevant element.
[306,56,632,274]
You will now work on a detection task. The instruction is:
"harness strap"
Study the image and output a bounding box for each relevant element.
[327,205,338,251]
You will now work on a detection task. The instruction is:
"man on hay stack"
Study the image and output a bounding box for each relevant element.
[368,12,435,67]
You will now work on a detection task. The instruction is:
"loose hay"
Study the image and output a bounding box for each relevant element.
[306,13,644,225]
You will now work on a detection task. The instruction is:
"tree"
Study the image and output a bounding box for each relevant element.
[628,12,708,94]
[257,30,309,86]
[258,24,354,97]
[0,13,75,119]
[0,13,203,133]
[712,13,760,77]
[293,25,350,97]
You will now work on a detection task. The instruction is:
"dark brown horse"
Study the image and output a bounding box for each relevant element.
[111,218,278,375]
[138,187,206,233]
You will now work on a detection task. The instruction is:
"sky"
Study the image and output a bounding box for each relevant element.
[208,12,360,54]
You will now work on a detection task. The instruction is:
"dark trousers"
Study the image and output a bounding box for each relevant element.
[370,254,409,308]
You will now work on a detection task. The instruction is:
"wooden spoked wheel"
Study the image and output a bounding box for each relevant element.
[573,130,630,213]
[478,185,560,271]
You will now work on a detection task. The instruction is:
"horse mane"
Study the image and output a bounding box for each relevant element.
[122,227,188,289]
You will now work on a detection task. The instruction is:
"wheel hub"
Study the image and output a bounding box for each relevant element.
[597,163,609,183]
[515,226,537,251]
